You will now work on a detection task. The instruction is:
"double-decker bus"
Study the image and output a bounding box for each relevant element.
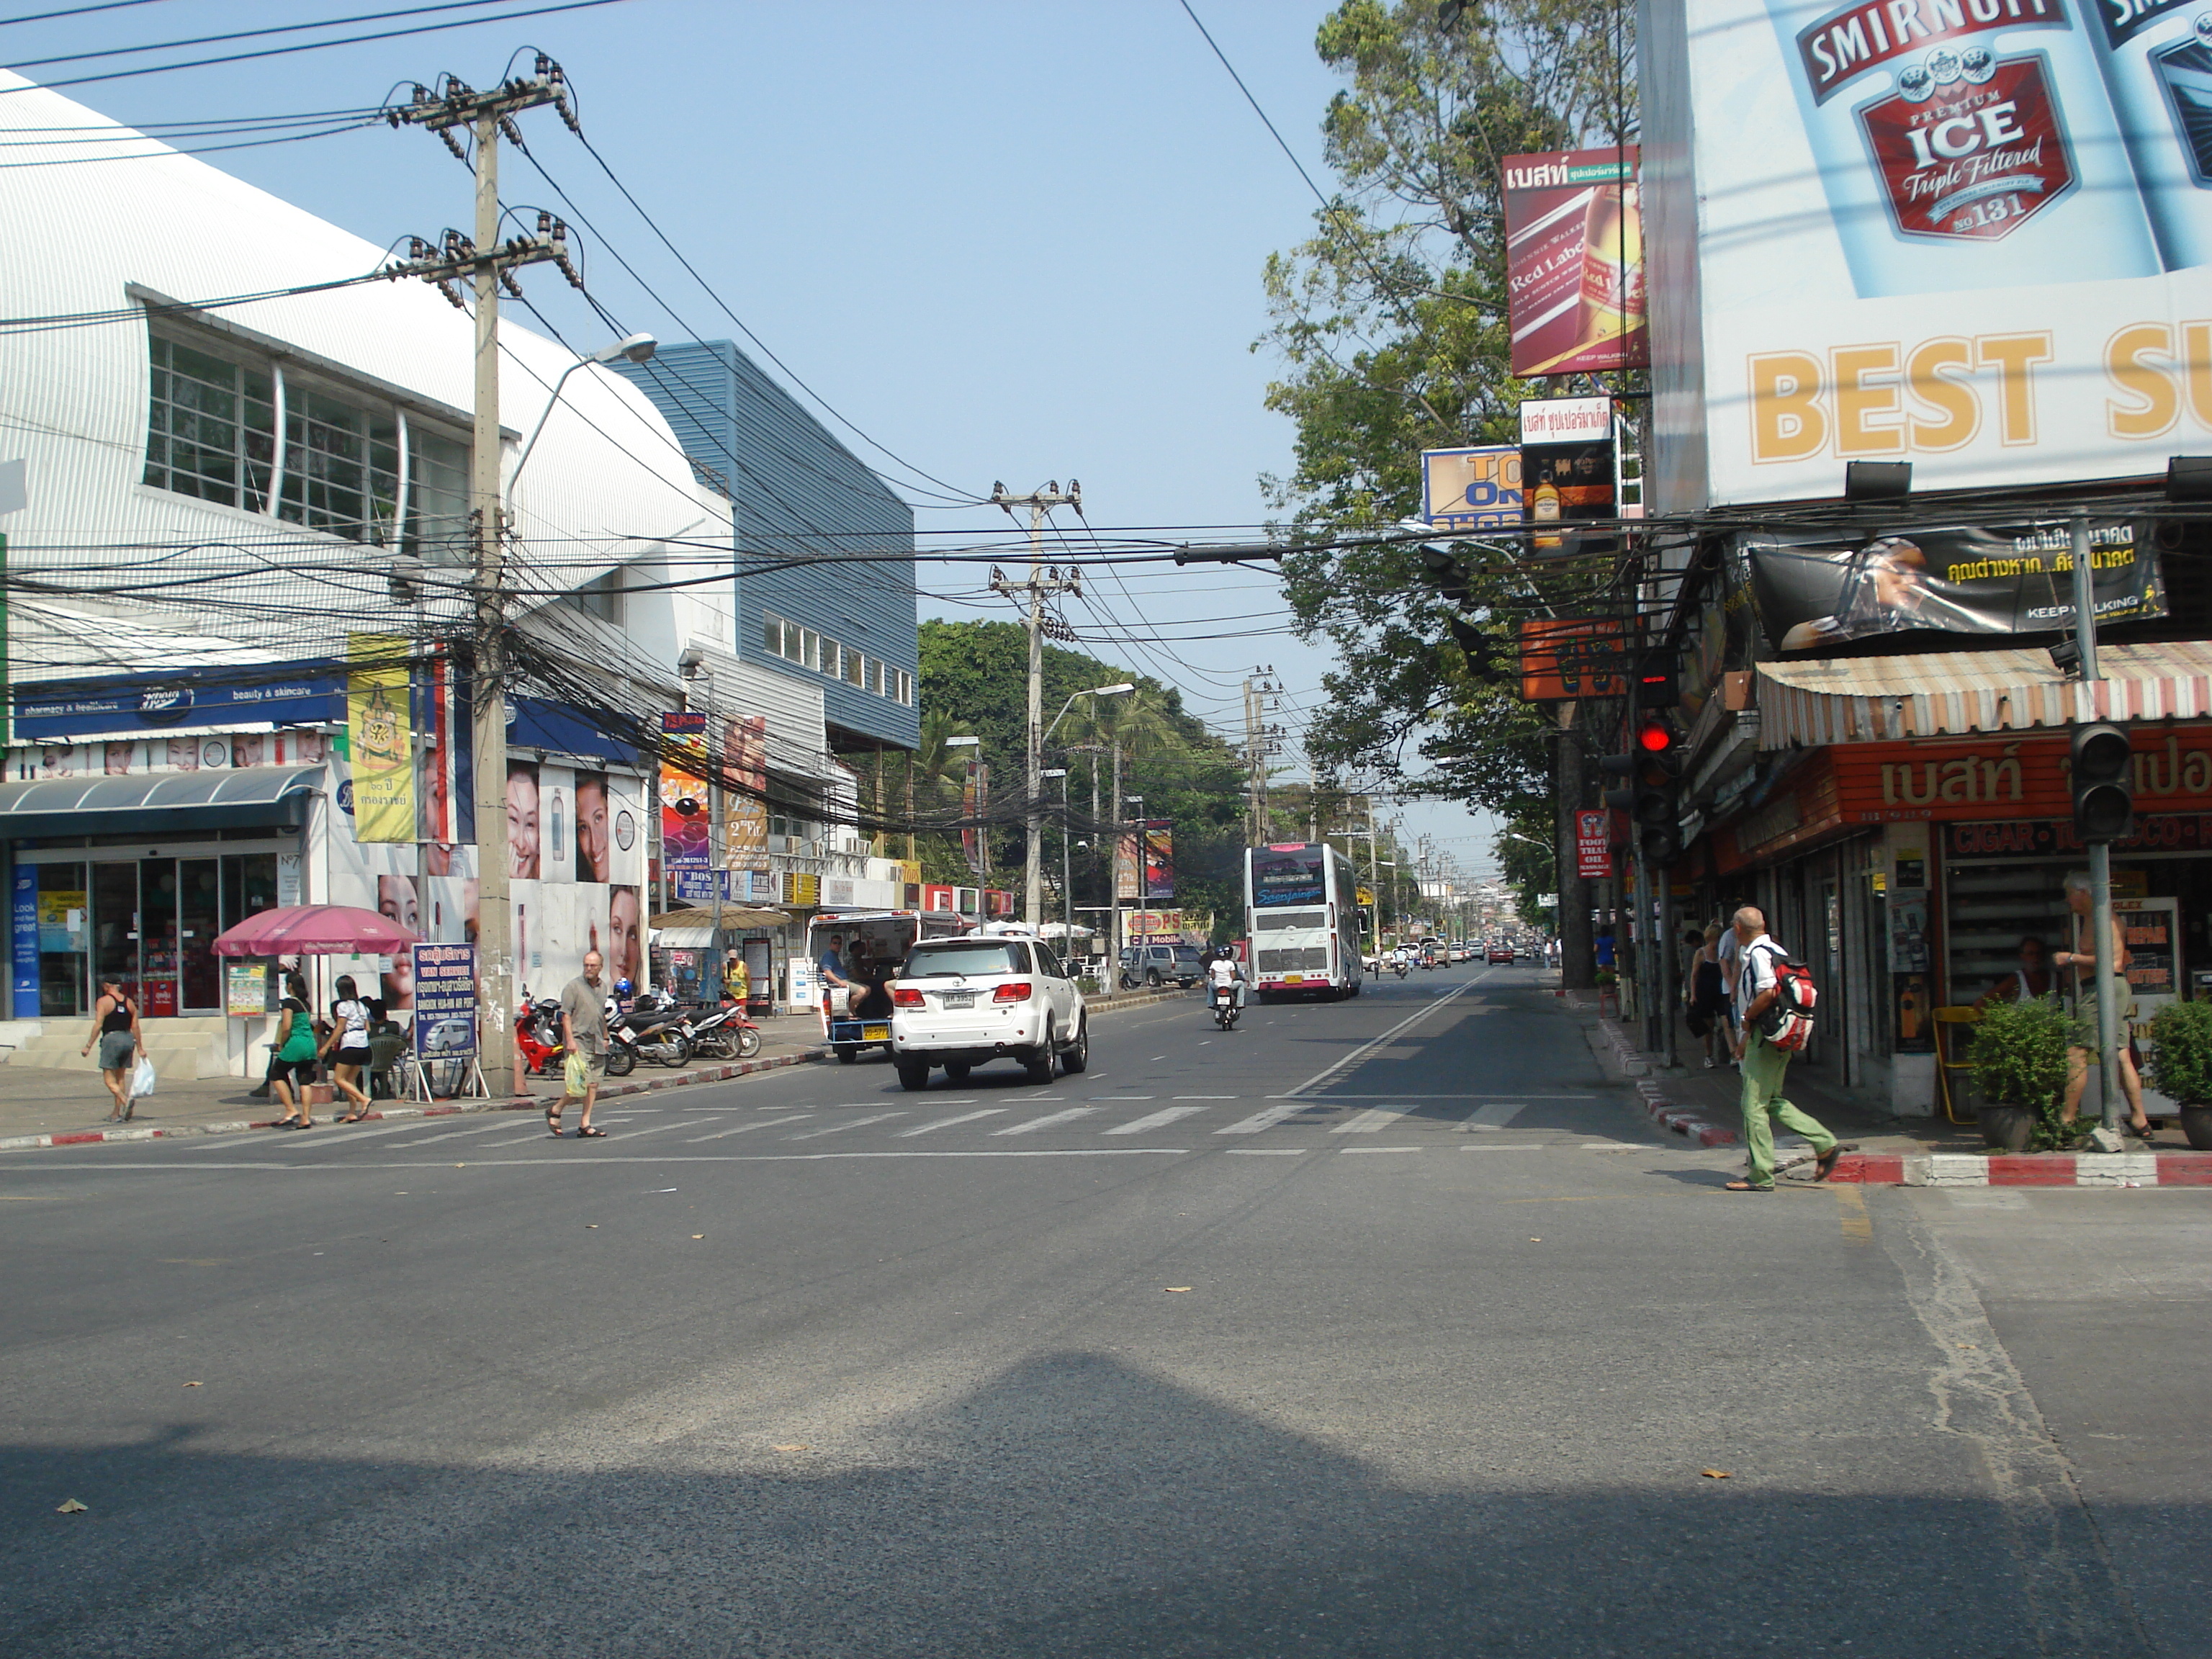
[1243,842,1362,1002]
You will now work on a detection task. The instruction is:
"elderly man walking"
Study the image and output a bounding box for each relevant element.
[552,949,611,1139]
[1726,906,1853,1192]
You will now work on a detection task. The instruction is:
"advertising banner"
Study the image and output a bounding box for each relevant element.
[1142,819,1174,902]
[1503,147,1647,377]
[411,942,477,1060]
[224,959,269,1018]
[659,711,708,876]
[345,634,415,843]
[1745,521,2164,652]
[1421,445,1523,530]
[1115,830,1139,902]
[724,714,769,875]
[1574,809,1614,879]
[1517,618,1628,701]
[1645,0,2212,509]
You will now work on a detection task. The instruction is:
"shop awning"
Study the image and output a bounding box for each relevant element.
[1756,643,2212,750]
[0,765,323,839]
[649,906,792,949]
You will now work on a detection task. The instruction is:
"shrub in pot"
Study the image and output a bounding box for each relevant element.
[1966,997,2071,1153]
[2147,999,2212,1151]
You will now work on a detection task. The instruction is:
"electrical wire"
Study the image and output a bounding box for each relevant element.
[7,0,533,71]
[0,0,171,25]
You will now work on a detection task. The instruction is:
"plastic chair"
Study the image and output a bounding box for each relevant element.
[1933,1007,1982,1124]
[367,1029,409,1100]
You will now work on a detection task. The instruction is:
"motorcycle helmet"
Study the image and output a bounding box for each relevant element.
[615,977,633,997]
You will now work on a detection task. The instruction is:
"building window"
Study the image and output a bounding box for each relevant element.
[562,568,623,623]
[144,317,469,554]
[843,646,866,687]
[145,333,275,511]
[759,611,907,701]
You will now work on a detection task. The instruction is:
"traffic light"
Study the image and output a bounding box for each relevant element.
[1632,719,1683,865]
[1444,613,1497,680]
[2071,723,2133,841]
[1598,752,1637,813]
[1416,541,1473,605]
[1411,539,1500,682]
[1634,649,1680,710]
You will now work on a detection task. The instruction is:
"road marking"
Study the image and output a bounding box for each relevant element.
[1225,1148,1304,1156]
[1088,1095,1155,1101]
[601,1118,716,1142]
[786,1112,905,1140]
[687,1113,814,1142]
[1462,1102,1527,1131]
[1333,1106,1416,1134]
[1339,1146,1422,1154]
[1280,1093,1598,1101]
[896,1109,1007,1137]
[1276,978,1479,1099]
[388,1118,539,1148]
[1215,1102,1313,1135]
[1834,1183,1873,1246]
[1105,1106,1208,1135]
[1458,1145,1547,1152]
[992,1107,1099,1136]
[1174,1094,1238,1100]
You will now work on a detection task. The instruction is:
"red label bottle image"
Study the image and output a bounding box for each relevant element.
[1770,0,2159,295]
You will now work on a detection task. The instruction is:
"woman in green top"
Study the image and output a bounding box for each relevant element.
[267,981,321,1129]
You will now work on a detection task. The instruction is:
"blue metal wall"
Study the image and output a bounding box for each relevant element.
[614,341,919,751]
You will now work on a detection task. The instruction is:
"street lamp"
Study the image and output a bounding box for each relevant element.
[1032,683,1135,927]
[508,333,657,508]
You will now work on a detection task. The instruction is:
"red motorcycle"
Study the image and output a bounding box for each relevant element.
[514,997,566,1076]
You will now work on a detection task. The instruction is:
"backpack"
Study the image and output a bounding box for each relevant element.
[1750,943,1818,1051]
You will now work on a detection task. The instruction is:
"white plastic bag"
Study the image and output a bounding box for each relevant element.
[130,1056,157,1100]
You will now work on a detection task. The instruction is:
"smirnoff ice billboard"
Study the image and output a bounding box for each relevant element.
[1640,0,2212,508]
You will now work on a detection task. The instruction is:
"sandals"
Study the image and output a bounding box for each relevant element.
[575,1125,607,1138]
[547,1107,564,1137]
[1814,1143,1860,1182]
[1724,1179,1774,1193]
[336,1112,370,1125]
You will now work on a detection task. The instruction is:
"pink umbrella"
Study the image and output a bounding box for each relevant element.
[212,904,418,958]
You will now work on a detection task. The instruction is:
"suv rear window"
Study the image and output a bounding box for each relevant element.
[1173,946,1202,963]
[903,940,1027,978]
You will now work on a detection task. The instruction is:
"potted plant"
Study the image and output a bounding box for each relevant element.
[2147,999,2212,1151]
[1966,996,2071,1153]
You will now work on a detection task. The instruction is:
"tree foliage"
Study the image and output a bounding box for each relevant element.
[1260,0,1634,845]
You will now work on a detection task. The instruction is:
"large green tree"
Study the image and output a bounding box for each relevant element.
[1259,0,1634,837]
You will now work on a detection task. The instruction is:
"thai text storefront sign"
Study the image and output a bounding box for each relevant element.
[412,943,477,1059]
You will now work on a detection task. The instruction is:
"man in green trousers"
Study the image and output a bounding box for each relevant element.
[1725,906,1853,1192]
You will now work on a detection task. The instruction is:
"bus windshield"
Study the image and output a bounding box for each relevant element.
[1250,848,1326,907]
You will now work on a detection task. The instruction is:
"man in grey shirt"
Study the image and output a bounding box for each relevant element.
[553,950,610,1138]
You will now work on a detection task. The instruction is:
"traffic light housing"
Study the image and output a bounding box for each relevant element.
[1632,719,1683,864]
[1634,650,1680,711]
[2071,723,2133,841]
[1416,541,1473,605]
[1598,752,1637,813]
[1444,613,1497,680]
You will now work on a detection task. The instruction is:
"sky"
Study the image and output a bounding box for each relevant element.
[4,0,1503,883]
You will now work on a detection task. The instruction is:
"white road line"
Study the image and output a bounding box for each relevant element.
[1087,1095,1155,1101]
[687,1113,815,1142]
[1278,1092,1597,1101]
[1332,1106,1416,1134]
[786,1112,905,1140]
[992,1107,1098,1136]
[1462,1102,1527,1130]
[1224,1148,1304,1156]
[1276,976,1484,1099]
[896,1109,1008,1137]
[1174,1094,1238,1100]
[1216,1102,1314,1136]
[1462,1145,1548,1151]
[1340,1146,1423,1154]
[1104,1105,1208,1136]
[604,1118,716,1141]
[387,1118,541,1148]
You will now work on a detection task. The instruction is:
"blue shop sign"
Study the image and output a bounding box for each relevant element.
[13,663,347,740]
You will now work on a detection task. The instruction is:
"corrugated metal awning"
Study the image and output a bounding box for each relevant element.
[0,765,322,837]
[1756,643,2212,749]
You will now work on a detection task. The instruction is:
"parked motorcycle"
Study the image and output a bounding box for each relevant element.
[603,995,693,1076]
[685,1000,763,1061]
[514,997,566,1076]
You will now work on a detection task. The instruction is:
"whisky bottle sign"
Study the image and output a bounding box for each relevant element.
[2084,0,2212,270]
[1771,0,2160,295]
[1501,147,1648,377]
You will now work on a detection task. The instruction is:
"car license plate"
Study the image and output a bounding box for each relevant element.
[940,991,976,1010]
[863,1023,890,1041]
[1285,974,1304,984]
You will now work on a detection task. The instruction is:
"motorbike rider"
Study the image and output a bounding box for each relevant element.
[1205,947,1242,1012]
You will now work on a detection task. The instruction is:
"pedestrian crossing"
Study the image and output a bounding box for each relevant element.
[102,1090,1627,1163]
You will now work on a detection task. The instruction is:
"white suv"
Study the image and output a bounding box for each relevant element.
[889,925,1089,1091]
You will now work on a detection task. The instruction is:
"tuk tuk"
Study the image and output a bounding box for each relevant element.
[809,909,970,1063]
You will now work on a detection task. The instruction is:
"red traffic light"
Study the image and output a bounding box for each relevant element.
[1637,721,1673,753]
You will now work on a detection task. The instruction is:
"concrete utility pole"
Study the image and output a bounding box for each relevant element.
[1242,670,1281,843]
[989,480,1082,926]
[2070,512,2123,1138]
[389,63,580,1098]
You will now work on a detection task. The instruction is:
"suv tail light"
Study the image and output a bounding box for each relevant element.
[891,986,925,1008]
[992,981,1033,1003]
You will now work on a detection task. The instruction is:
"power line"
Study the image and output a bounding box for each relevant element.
[0,0,171,26]
[8,0,528,71]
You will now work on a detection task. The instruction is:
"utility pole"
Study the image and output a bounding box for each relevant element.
[2070,511,2123,1138]
[1242,668,1281,843]
[388,61,580,1098]
[989,480,1082,926]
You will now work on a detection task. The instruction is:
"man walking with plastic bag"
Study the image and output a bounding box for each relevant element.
[551,950,611,1139]
[1725,907,1851,1192]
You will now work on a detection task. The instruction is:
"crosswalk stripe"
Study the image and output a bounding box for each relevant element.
[992,1107,1098,1136]
[387,1118,536,1148]
[786,1112,905,1140]
[1104,1105,1208,1136]
[897,1109,1007,1137]
[686,1113,814,1142]
[603,1118,716,1141]
[1215,1102,1310,1135]
[1463,1102,1527,1130]
[1332,1106,1416,1134]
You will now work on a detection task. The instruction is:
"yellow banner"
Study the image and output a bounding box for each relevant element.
[346,634,415,844]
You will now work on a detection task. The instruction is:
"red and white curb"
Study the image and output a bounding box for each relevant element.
[0,1048,828,1154]
[1824,1150,2212,1187]
[1590,1015,1740,1146]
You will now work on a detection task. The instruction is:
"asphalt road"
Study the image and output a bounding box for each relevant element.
[4,961,2206,1657]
